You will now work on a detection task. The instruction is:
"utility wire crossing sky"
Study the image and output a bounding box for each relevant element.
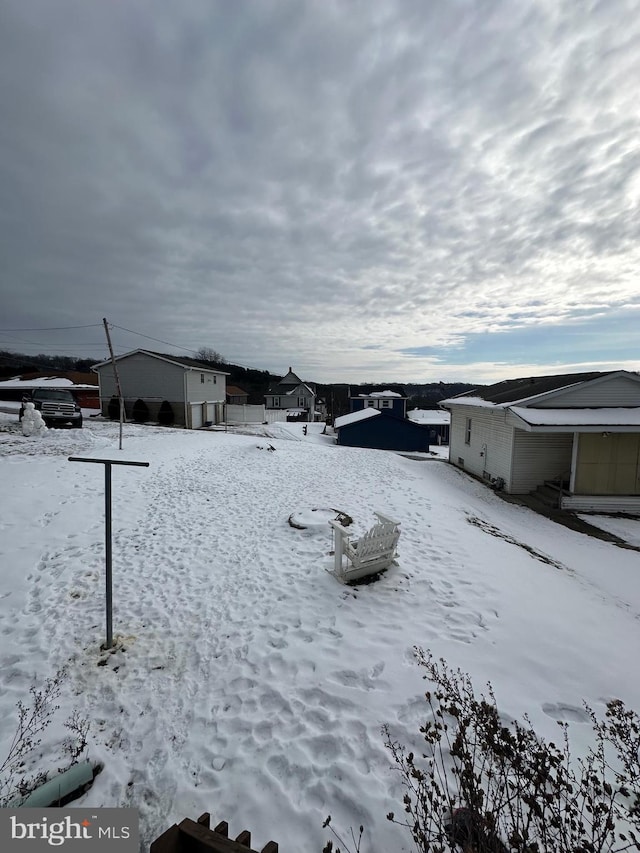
[1,0,639,383]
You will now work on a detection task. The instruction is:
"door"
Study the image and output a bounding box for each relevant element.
[574,433,640,494]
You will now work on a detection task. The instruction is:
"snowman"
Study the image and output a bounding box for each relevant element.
[21,402,48,437]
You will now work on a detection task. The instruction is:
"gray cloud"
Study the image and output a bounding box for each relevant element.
[1,0,639,381]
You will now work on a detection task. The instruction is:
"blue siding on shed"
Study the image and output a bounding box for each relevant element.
[337,412,431,451]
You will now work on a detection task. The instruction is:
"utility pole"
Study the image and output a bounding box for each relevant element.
[103,318,125,450]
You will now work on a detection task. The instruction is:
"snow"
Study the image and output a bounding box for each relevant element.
[0,377,97,389]
[578,514,640,547]
[407,408,451,425]
[1,414,639,851]
[358,390,401,398]
[442,395,501,407]
[510,405,640,426]
[334,408,380,428]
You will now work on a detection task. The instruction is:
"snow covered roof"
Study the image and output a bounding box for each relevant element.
[0,377,97,390]
[407,409,451,425]
[334,408,381,429]
[509,406,640,431]
[349,384,408,399]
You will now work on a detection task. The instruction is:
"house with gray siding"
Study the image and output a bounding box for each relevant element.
[92,349,229,429]
[265,367,323,421]
[442,370,640,513]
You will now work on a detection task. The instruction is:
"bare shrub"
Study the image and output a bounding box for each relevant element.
[383,648,640,852]
[0,668,90,805]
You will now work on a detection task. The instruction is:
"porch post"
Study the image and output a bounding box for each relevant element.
[570,431,579,493]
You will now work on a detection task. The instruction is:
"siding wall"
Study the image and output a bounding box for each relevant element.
[96,353,184,400]
[185,368,225,403]
[562,495,640,512]
[449,406,515,488]
[338,417,431,451]
[510,431,574,494]
[536,375,640,407]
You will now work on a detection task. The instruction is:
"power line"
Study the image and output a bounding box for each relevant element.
[0,323,102,332]
[109,324,200,354]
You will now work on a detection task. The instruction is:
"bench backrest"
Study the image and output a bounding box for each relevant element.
[351,522,399,564]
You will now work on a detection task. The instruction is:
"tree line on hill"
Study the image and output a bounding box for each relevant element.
[0,349,479,413]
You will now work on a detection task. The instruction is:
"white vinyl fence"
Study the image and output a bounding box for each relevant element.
[226,404,267,424]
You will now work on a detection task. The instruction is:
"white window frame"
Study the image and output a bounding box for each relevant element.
[465,417,472,445]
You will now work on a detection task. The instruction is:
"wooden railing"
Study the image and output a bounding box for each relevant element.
[150,812,278,853]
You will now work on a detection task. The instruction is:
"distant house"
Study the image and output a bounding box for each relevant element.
[349,385,409,419]
[407,408,450,445]
[265,367,324,421]
[226,385,249,405]
[92,349,229,429]
[441,370,640,512]
[334,408,432,452]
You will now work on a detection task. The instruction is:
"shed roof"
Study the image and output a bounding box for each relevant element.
[408,409,451,425]
[334,408,381,429]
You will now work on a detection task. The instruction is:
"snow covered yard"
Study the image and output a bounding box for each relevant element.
[1,415,639,852]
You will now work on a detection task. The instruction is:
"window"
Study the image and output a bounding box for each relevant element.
[200,374,205,384]
[213,376,217,384]
[366,400,375,407]
[465,418,472,445]
[273,398,279,407]
[381,399,391,408]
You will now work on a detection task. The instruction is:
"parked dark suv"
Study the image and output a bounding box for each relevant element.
[19,388,83,428]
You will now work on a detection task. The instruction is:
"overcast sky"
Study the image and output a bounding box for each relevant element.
[1,0,639,384]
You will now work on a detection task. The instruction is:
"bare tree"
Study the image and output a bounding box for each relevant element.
[195,347,226,364]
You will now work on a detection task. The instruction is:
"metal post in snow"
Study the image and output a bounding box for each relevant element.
[69,456,149,649]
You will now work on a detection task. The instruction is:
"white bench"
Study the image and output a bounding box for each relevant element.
[328,512,401,583]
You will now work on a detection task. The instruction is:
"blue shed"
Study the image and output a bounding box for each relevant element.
[335,408,432,451]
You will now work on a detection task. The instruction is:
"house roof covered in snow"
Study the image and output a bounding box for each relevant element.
[0,376,98,390]
[508,406,640,431]
[349,384,408,399]
[407,409,451,425]
[334,408,381,429]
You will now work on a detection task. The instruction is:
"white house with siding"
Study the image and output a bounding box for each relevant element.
[265,367,321,421]
[92,349,228,429]
[441,370,640,513]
